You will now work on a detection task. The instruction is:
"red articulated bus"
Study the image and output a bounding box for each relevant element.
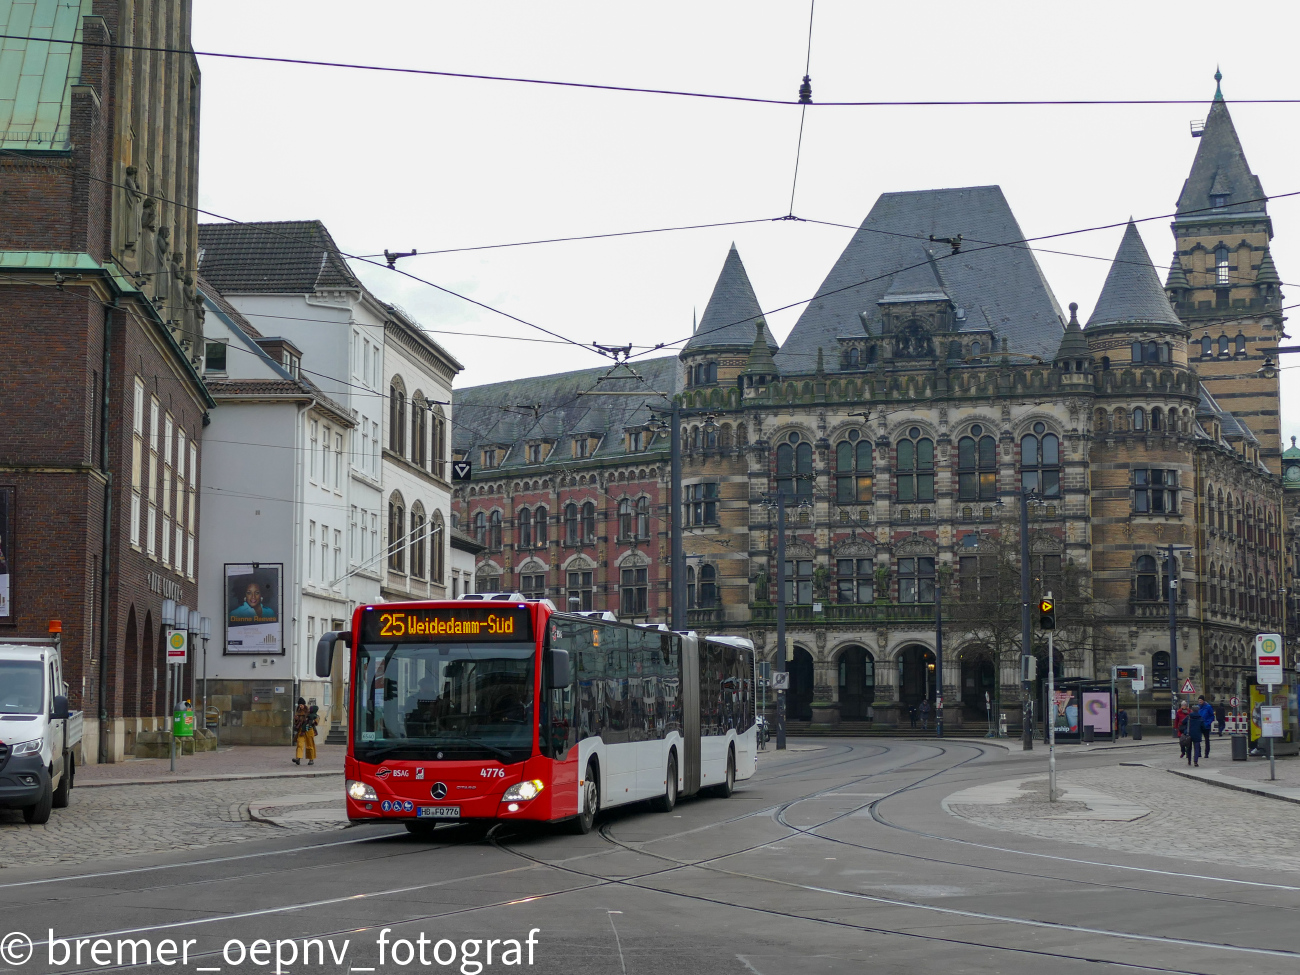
[315,596,756,834]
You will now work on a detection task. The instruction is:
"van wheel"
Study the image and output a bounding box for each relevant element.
[712,749,735,798]
[651,752,678,812]
[23,778,53,824]
[569,763,599,834]
[52,753,72,808]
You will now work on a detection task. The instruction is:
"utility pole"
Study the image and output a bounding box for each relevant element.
[775,493,787,751]
[670,401,685,630]
[1165,543,1193,731]
[935,583,944,738]
[1019,490,1034,751]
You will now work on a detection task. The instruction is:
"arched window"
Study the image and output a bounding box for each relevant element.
[1247,574,1257,617]
[1132,407,1146,431]
[896,428,935,502]
[410,506,427,579]
[686,566,696,609]
[411,394,428,468]
[581,501,596,543]
[971,340,982,357]
[847,348,860,368]
[534,506,548,546]
[518,507,532,549]
[1209,563,1218,610]
[1113,408,1128,431]
[1020,424,1060,498]
[1215,246,1230,286]
[835,431,873,503]
[388,381,406,456]
[618,498,633,540]
[636,497,649,539]
[1235,333,1246,355]
[489,510,502,551]
[776,432,813,498]
[431,512,445,583]
[1152,650,1170,689]
[958,428,997,501]
[1135,555,1159,601]
[1131,341,1142,362]
[564,503,579,545]
[1217,334,1229,355]
[1151,407,1163,431]
[432,406,447,478]
[388,498,406,571]
[699,564,718,608]
[1216,490,1224,530]
[473,510,486,546]
[1200,335,1212,357]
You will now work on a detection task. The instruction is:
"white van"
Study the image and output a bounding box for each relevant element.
[0,640,82,823]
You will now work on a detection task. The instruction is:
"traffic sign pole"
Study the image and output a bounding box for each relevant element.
[1047,630,1056,801]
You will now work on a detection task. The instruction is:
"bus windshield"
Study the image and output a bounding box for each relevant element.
[354,642,535,764]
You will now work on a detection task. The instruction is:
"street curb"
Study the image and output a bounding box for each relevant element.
[978,738,1177,755]
[1166,768,1300,805]
[76,769,343,789]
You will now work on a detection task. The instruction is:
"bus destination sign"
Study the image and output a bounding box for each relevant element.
[361,606,534,643]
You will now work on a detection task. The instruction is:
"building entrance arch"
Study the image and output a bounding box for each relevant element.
[958,647,996,719]
[897,644,936,719]
[788,646,814,722]
[836,646,875,721]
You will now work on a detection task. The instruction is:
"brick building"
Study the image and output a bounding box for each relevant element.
[454,79,1286,731]
[0,1,212,761]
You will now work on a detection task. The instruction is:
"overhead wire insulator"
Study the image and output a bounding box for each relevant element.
[798,75,813,105]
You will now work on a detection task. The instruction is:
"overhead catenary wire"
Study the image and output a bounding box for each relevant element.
[6,31,1300,108]
[785,0,816,218]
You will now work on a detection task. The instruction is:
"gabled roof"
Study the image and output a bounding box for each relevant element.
[1086,222,1183,330]
[197,221,362,295]
[0,0,95,150]
[776,186,1065,372]
[1176,78,1266,219]
[453,357,679,471]
[683,245,773,352]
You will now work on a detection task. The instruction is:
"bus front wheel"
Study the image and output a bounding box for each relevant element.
[651,752,678,812]
[570,763,599,834]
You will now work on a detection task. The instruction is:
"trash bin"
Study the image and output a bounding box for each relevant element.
[172,708,195,738]
[1132,723,1143,741]
[1083,724,1095,743]
[1231,734,1248,761]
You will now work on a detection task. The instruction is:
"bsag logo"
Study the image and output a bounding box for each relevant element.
[416,768,425,780]
[389,769,411,778]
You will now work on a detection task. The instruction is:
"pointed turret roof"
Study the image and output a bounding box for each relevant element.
[683,244,773,352]
[1176,72,1266,218]
[1086,222,1183,330]
[1164,252,1190,291]
[743,321,779,377]
[1257,247,1281,285]
[1054,302,1090,360]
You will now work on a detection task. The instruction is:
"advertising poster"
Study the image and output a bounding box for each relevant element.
[1082,691,1113,737]
[224,563,283,655]
[1052,690,1079,733]
[0,487,11,619]
[1250,684,1292,742]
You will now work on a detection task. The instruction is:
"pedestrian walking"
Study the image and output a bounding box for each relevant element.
[908,705,918,729]
[292,698,312,765]
[1196,696,1216,757]
[1186,704,1206,767]
[1215,701,1227,738]
[919,699,931,731]
[1175,701,1191,759]
[1117,708,1129,738]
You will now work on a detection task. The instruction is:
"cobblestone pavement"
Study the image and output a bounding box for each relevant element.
[0,777,348,868]
[945,765,1300,873]
[76,742,346,783]
[1145,735,1300,786]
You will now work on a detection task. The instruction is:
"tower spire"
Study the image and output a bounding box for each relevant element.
[1214,66,1223,102]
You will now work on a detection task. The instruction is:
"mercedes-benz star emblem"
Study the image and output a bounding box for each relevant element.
[431,782,449,800]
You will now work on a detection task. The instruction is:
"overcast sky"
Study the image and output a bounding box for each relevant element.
[193,1,1299,446]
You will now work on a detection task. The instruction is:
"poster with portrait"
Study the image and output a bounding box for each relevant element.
[1082,690,1113,737]
[1249,684,1292,743]
[224,563,283,655]
[1052,690,1078,734]
[0,487,12,619]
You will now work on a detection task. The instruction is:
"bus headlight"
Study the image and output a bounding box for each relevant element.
[502,779,544,802]
[10,739,41,757]
[347,780,379,801]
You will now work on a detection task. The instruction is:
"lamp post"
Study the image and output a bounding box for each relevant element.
[200,616,211,732]
[1164,543,1194,731]
[935,582,944,738]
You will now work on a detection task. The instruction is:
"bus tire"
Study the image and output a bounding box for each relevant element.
[650,751,678,812]
[570,762,599,834]
[712,748,735,799]
[52,753,72,809]
[23,778,53,824]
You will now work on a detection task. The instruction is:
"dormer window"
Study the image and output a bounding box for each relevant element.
[573,437,590,459]
[1215,246,1230,287]
[526,443,545,464]
[482,448,498,469]
[1211,194,1227,209]
[627,429,645,452]
[283,351,299,378]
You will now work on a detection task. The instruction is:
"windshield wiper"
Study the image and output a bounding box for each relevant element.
[430,734,513,762]
[359,735,513,763]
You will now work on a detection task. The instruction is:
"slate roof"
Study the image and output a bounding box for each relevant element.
[1196,385,1258,444]
[683,245,774,352]
[1176,85,1266,218]
[0,0,94,150]
[1054,303,1090,360]
[1085,222,1183,330]
[775,186,1065,372]
[197,221,362,294]
[453,357,679,469]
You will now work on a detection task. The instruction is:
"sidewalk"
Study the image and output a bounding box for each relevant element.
[1139,738,1300,804]
[77,743,345,787]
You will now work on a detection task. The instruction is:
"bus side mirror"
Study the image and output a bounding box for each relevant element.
[316,631,350,678]
[548,649,571,689]
[52,695,69,720]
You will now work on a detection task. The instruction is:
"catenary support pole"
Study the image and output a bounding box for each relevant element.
[935,585,944,738]
[775,493,787,751]
[1048,626,1056,801]
[670,402,685,632]
[97,303,114,765]
[1019,491,1033,750]
[1167,543,1179,733]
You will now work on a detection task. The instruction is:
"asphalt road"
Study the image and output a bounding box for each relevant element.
[0,739,1294,975]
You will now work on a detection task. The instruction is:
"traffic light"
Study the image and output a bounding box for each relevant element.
[1038,597,1056,630]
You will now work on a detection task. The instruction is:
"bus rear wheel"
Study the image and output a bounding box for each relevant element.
[570,763,599,834]
[651,752,678,812]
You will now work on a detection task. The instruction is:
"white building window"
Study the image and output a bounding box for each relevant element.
[371,512,379,567]
[131,378,144,547]
[187,442,197,579]
[350,505,359,564]
[147,397,159,557]
[309,420,318,481]
[307,616,316,657]
[334,529,342,585]
[359,418,369,475]
[161,414,174,566]
[334,433,343,490]
[321,426,331,489]
[321,523,330,580]
[309,520,317,581]
[371,420,379,473]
